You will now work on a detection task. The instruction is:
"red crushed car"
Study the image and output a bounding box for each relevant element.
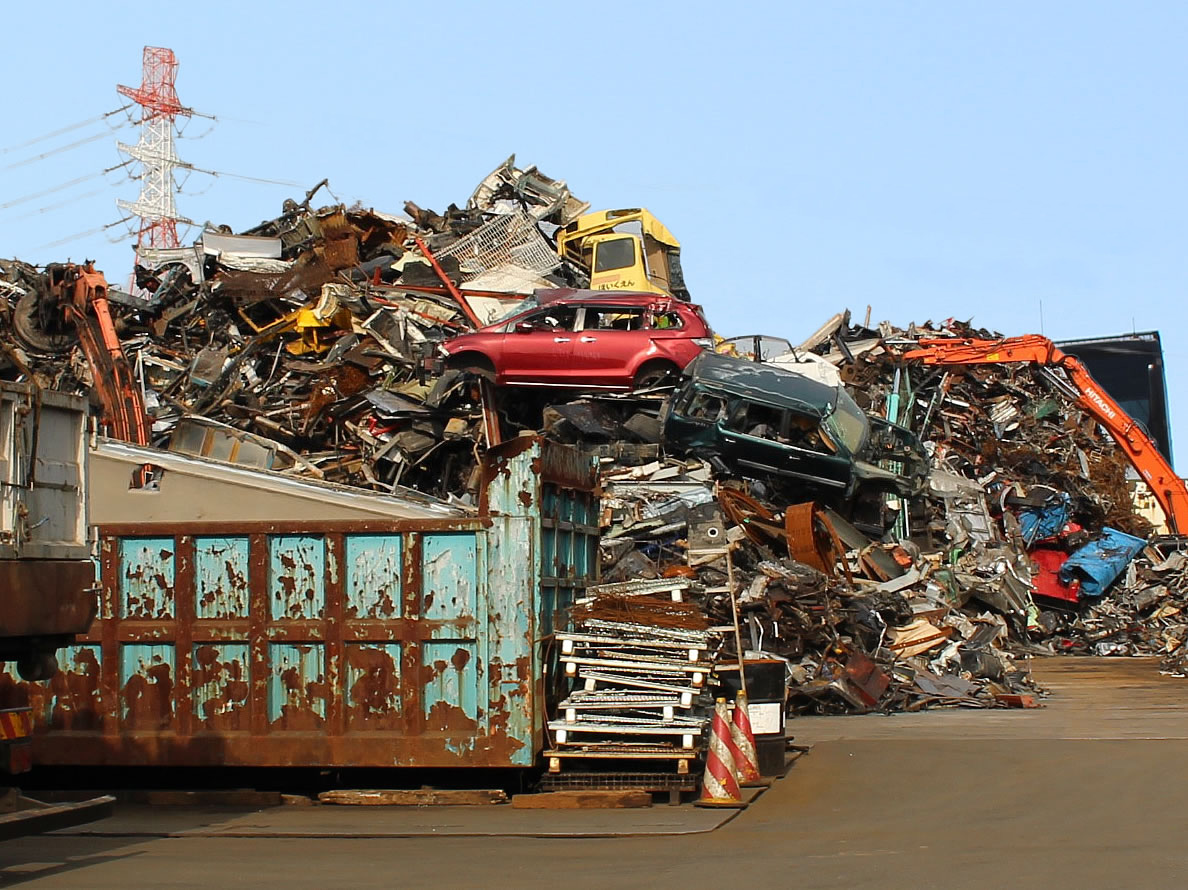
[439,290,714,389]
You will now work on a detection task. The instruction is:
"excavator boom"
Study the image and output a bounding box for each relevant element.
[904,335,1188,534]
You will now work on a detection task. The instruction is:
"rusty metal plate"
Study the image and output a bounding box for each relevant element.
[344,534,402,619]
[120,643,175,730]
[120,538,175,619]
[345,643,402,731]
[269,535,325,621]
[193,643,249,731]
[195,536,250,619]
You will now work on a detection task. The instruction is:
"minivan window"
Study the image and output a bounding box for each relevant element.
[726,401,786,441]
[826,388,868,454]
[594,237,636,272]
[686,392,725,421]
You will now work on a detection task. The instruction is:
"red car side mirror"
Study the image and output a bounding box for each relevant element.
[513,321,536,334]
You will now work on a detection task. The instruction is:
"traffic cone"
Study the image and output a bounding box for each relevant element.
[729,692,765,786]
[694,698,746,808]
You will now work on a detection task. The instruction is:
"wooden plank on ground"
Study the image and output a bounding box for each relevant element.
[511,791,653,810]
[318,789,509,806]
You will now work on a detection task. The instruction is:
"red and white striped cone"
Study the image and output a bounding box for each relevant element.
[694,698,746,808]
[729,692,765,786]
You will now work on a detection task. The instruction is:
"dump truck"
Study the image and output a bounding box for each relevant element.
[0,382,112,838]
[556,209,690,300]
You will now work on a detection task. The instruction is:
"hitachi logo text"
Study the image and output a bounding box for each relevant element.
[1083,386,1117,420]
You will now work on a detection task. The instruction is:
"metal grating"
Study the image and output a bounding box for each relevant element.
[540,771,697,792]
[435,211,561,281]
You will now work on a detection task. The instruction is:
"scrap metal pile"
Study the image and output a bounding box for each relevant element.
[0,158,589,500]
[1,156,1185,722]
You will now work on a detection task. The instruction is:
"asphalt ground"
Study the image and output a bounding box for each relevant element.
[3,657,1187,889]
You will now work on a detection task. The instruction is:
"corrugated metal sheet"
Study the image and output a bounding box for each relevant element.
[2,439,598,769]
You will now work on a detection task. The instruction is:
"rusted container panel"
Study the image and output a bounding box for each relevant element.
[268,642,326,730]
[269,535,325,620]
[192,643,249,731]
[484,516,536,764]
[344,534,401,619]
[119,537,175,619]
[422,533,477,633]
[8,439,600,769]
[345,643,401,731]
[120,644,175,730]
[423,640,478,752]
[194,536,250,619]
[47,644,103,732]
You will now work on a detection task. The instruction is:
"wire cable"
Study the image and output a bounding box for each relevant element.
[4,130,120,170]
[178,161,298,188]
[0,105,131,155]
[0,160,133,211]
[35,216,134,251]
[9,188,106,221]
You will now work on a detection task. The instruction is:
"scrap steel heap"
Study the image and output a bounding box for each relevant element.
[2,155,1186,722]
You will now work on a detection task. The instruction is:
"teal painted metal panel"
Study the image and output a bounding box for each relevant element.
[268,642,326,729]
[119,643,175,730]
[195,536,251,619]
[119,537,175,619]
[422,533,476,624]
[423,639,477,753]
[346,643,402,731]
[344,534,402,619]
[269,535,325,620]
[483,514,536,765]
[193,642,249,731]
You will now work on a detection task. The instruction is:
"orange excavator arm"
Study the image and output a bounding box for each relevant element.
[904,334,1188,534]
[60,265,150,448]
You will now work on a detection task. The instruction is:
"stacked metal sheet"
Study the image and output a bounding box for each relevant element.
[543,588,720,779]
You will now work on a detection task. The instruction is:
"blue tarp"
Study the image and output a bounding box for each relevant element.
[1019,492,1072,546]
[1059,527,1147,597]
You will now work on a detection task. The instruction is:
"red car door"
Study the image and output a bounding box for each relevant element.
[570,305,651,387]
[498,305,578,384]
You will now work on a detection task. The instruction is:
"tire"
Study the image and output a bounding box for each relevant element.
[632,361,680,391]
[12,289,76,355]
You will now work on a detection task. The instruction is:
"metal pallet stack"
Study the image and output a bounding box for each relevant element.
[542,581,720,795]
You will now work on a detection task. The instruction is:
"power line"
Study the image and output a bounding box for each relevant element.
[10,188,106,221]
[179,161,299,188]
[35,216,134,251]
[4,130,122,171]
[0,105,132,155]
[0,160,132,211]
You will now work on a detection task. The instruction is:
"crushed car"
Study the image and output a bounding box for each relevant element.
[661,351,928,519]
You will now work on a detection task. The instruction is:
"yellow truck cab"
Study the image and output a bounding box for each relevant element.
[557,208,690,300]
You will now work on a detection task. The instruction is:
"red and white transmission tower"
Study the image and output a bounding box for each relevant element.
[117,46,192,250]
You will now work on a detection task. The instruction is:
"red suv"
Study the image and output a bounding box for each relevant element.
[439,290,713,389]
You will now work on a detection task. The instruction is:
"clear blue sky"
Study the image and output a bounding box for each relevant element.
[2,2,1186,465]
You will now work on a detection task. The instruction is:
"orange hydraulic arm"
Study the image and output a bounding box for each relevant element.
[57,264,150,448]
[904,334,1188,534]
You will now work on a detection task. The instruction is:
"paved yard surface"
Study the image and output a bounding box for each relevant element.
[3,658,1186,889]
